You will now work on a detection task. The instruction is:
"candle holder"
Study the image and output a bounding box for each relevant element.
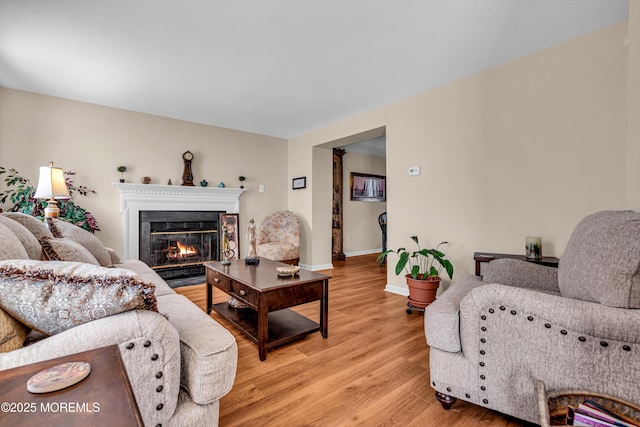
[525,236,542,259]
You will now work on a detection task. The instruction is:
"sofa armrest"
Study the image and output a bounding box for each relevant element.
[0,310,181,427]
[482,258,560,294]
[425,274,484,352]
[157,294,237,404]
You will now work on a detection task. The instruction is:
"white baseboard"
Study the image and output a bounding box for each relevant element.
[384,284,409,296]
[299,263,334,271]
[344,248,382,257]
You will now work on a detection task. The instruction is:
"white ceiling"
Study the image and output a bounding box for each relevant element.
[0,1,628,139]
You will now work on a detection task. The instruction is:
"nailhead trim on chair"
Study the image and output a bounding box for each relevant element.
[475,304,638,418]
[479,309,489,405]
[119,338,168,427]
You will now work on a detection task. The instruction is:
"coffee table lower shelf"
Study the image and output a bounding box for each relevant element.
[212,302,320,350]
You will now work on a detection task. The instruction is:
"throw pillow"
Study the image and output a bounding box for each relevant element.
[0,216,42,260]
[0,260,158,335]
[40,237,100,265]
[105,247,121,265]
[0,307,29,352]
[46,218,111,267]
[2,212,53,241]
[0,222,29,261]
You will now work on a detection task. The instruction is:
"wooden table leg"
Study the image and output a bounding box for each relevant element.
[320,279,328,338]
[257,300,268,361]
[206,282,212,314]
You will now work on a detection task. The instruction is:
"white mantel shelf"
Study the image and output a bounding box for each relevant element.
[114,183,245,259]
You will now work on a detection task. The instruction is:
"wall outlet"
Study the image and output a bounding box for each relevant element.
[259,184,264,192]
[408,166,421,176]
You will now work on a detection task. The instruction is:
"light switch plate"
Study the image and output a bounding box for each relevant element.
[408,166,421,176]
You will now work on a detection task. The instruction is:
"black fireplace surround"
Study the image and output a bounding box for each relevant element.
[139,210,222,287]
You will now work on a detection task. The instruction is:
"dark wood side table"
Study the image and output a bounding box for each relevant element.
[0,345,143,427]
[205,258,330,361]
[474,252,560,276]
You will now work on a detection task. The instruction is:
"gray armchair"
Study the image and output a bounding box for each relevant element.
[424,210,640,424]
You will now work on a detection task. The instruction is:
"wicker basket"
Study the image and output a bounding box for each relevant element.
[536,380,640,426]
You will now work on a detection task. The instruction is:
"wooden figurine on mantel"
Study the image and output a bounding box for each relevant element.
[181,151,194,186]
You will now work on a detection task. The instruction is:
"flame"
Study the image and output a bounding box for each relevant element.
[176,241,197,256]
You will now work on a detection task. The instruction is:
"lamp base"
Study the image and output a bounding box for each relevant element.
[44,200,60,219]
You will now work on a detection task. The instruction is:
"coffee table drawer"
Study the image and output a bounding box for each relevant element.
[230,281,258,306]
[207,269,230,292]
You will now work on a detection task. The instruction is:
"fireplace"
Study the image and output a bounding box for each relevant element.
[139,211,222,286]
[114,183,244,286]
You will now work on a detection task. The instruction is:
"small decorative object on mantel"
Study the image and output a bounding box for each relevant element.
[245,217,260,265]
[181,151,194,186]
[141,176,151,184]
[27,361,91,393]
[218,182,225,188]
[167,178,172,185]
[526,236,542,259]
[238,176,246,189]
[117,165,127,183]
[200,179,208,187]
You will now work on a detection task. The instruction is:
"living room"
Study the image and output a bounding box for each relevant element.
[1,1,639,426]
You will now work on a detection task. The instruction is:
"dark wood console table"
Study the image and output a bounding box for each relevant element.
[205,259,330,361]
[474,252,560,276]
[0,345,143,426]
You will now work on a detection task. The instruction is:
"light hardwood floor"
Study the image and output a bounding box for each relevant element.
[176,254,532,426]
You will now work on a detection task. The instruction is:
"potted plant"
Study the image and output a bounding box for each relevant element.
[377,236,454,313]
[117,165,127,183]
[238,176,246,189]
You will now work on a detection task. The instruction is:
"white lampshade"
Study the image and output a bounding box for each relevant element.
[34,162,70,200]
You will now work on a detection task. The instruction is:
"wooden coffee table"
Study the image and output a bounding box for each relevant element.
[205,259,330,361]
[0,345,143,426]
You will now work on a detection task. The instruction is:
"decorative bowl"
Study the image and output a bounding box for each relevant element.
[276,266,301,277]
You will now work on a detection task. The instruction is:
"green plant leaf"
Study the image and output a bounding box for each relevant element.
[376,250,394,262]
[395,252,409,276]
[411,265,420,279]
[429,266,439,277]
[442,259,454,279]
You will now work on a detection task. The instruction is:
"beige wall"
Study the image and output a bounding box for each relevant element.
[289,22,630,293]
[342,151,386,255]
[0,89,289,255]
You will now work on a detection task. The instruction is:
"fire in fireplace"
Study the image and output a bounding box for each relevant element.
[139,210,222,286]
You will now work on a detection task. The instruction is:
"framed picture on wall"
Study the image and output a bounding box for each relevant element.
[292,176,306,190]
[350,172,386,202]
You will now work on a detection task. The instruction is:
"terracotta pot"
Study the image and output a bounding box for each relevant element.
[405,274,441,309]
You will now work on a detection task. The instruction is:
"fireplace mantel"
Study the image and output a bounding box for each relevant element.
[114,183,244,259]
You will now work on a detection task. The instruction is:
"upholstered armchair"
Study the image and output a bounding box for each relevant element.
[424,210,640,424]
[256,211,301,265]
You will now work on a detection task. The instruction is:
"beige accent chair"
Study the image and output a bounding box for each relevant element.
[256,211,301,265]
[424,210,640,424]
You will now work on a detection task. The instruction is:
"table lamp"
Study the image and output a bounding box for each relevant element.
[33,161,70,218]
